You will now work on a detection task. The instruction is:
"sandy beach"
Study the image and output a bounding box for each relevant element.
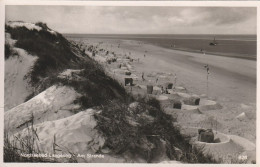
[70,37,256,145]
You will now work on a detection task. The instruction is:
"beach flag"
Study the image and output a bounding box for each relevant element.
[204,65,210,96]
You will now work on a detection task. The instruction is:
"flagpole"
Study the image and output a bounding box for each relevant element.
[207,71,209,97]
[204,51,209,97]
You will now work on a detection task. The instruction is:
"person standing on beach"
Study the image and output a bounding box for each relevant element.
[161,87,164,94]
[142,72,145,81]
[156,78,158,83]
[204,64,210,74]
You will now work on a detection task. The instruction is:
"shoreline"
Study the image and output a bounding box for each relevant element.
[65,34,256,61]
[159,46,256,61]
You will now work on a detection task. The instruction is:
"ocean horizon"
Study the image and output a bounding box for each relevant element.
[65,34,257,60]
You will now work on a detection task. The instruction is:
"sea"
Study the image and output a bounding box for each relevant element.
[65,34,257,60]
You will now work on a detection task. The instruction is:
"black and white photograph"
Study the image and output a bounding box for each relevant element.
[1,1,258,165]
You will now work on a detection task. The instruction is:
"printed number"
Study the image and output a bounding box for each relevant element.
[238,155,247,161]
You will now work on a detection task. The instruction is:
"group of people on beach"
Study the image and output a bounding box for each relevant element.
[141,72,178,95]
[161,87,169,94]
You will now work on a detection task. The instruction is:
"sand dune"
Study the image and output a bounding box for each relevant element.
[4,34,38,110]
[9,109,125,163]
[5,85,81,134]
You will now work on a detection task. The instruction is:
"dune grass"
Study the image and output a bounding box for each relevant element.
[5,22,218,163]
[94,97,217,163]
[4,43,12,59]
[4,113,55,162]
[6,22,80,85]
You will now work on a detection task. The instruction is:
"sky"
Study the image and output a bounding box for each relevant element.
[5,6,257,34]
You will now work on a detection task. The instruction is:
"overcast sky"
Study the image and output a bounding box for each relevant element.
[5,6,257,34]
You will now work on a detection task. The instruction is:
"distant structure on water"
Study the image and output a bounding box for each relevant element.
[209,37,218,46]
